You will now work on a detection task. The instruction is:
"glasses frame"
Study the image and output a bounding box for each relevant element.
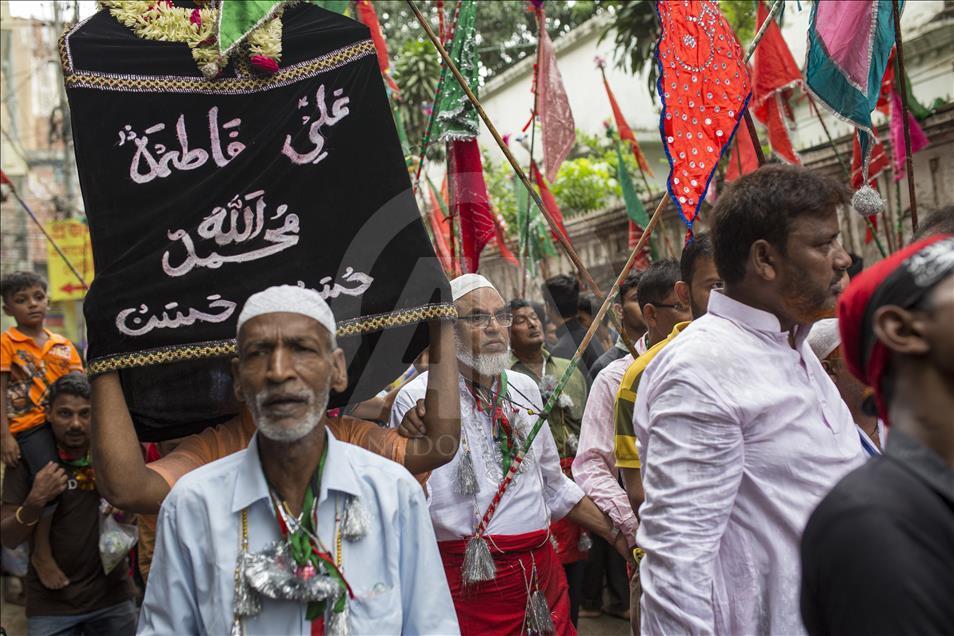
[457,311,514,328]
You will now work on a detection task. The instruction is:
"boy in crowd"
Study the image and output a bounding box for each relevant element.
[1,271,84,591]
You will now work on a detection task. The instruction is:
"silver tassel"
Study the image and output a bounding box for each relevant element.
[233,550,262,619]
[549,535,560,553]
[230,617,244,636]
[341,496,369,542]
[457,445,478,495]
[462,535,496,585]
[528,589,555,634]
[327,604,350,636]
[577,532,593,552]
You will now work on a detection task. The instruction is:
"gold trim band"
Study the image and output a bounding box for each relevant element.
[87,303,457,376]
[61,39,376,94]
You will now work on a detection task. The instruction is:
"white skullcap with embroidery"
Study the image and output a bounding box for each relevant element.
[450,274,498,301]
[236,285,336,339]
[807,318,841,362]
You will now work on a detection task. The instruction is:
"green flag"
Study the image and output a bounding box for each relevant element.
[614,136,649,227]
[434,0,480,142]
[218,0,283,55]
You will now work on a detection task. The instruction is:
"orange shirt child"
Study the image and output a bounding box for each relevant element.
[1,327,83,435]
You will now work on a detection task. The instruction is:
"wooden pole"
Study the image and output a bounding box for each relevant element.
[520,15,543,299]
[743,111,766,166]
[891,0,918,234]
[407,0,640,357]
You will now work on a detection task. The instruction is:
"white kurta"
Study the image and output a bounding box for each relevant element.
[634,291,865,636]
[139,430,460,635]
[390,370,584,540]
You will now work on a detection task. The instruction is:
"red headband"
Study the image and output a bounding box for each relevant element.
[837,233,953,423]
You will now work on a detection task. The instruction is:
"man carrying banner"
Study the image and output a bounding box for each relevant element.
[391,274,626,635]
[138,285,459,634]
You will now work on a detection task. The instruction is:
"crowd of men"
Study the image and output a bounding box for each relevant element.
[1,164,952,635]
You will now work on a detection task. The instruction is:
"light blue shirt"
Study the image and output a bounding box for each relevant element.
[138,429,460,635]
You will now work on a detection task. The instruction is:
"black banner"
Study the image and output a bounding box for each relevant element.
[63,4,452,440]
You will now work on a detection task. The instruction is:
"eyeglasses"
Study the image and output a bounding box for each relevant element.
[458,311,513,328]
[511,314,540,326]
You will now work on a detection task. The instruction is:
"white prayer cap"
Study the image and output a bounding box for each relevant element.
[236,285,336,339]
[808,318,841,361]
[450,274,498,301]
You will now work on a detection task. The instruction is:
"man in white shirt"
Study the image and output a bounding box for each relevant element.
[391,274,626,635]
[634,165,865,635]
[139,286,459,635]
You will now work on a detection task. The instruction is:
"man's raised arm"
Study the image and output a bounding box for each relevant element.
[91,373,171,513]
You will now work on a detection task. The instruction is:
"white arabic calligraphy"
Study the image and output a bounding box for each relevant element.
[162,190,300,278]
[115,295,237,337]
[282,85,351,165]
[316,267,374,300]
[118,107,246,185]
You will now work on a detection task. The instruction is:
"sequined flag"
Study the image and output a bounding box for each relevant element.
[655,0,751,233]
[435,0,480,143]
[806,0,901,178]
[217,0,283,55]
[536,10,575,183]
[752,0,800,165]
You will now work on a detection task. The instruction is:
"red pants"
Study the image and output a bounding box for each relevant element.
[439,530,576,636]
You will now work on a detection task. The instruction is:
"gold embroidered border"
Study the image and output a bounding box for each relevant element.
[87,303,457,376]
[61,39,375,95]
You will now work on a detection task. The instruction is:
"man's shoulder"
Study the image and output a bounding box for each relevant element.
[397,370,428,397]
[334,437,422,494]
[165,448,247,505]
[506,368,539,392]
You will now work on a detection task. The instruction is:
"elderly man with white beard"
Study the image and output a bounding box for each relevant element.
[138,286,459,635]
[390,274,626,635]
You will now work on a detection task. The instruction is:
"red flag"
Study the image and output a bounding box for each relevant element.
[448,139,495,273]
[876,49,896,116]
[426,183,454,274]
[752,0,800,164]
[657,0,751,230]
[356,0,400,94]
[725,118,759,182]
[530,161,571,245]
[536,11,575,183]
[493,214,520,267]
[602,74,654,177]
[627,222,652,270]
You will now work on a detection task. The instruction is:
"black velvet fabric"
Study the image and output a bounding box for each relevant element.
[64,4,449,441]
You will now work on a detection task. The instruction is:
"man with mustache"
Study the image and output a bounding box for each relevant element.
[391,274,626,635]
[633,165,864,635]
[1,374,137,635]
[137,286,459,634]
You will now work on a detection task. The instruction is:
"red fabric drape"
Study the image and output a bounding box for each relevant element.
[355,0,400,94]
[449,139,495,273]
[427,184,454,274]
[725,119,759,183]
[439,530,575,636]
[493,214,520,267]
[752,0,801,164]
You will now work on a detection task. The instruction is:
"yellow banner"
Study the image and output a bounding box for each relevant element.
[44,220,94,301]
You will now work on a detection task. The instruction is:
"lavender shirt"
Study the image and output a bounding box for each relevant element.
[634,291,864,636]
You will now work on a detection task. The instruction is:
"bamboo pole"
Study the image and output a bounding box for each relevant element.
[891,0,918,234]
[407,0,640,358]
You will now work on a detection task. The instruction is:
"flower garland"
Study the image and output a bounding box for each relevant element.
[100,1,283,78]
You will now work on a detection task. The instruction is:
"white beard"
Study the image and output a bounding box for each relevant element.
[456,333,510,377]
[246,384,329,443]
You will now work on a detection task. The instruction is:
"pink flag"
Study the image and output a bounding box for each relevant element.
[536,12,575,183]
[890,89,929,182]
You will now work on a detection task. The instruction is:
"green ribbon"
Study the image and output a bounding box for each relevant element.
[434,0,480,142]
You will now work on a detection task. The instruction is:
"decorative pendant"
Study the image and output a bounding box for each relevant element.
[341,496,369,542]
[232,549,262,627]
[244,542,343,603]
[462,535,496,586]
[528,589,555,634]
[577,532,593,552]
[852,183,885,216]
[457,443,479,495]
[327,604,350,636]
